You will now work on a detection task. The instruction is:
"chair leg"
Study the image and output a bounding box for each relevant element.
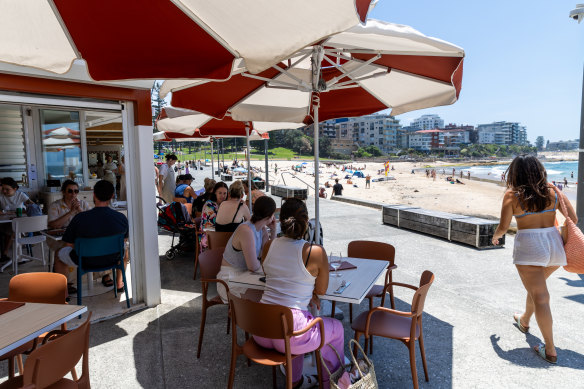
[193,249,199,280]
[315,349,324,389]
[77,270,83,308]
[40,242,46,267]
[16,355,23,376]
[120,265,130,308]
[197,303,207,359]
[368,297,374,355]
[349,303,353,323]
[8,356,15,378]
[408,341,419,389]
[272,366,277,389]
[389,284,396,310]
[418,331,429,382]
[330,301,336,318]
[71,369,78,381]
[112,269,118,298]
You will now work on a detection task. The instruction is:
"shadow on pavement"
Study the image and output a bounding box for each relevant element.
[490,332,584,369]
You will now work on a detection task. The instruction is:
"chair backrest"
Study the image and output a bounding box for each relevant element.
[11,215,48,235]
[8,273,68,304]
[23,313,92,389]
[198,248,225,280]
[348,240,395,265]
[74,234,125,265]
[228,292,293,340]
[207,231,233,250]
[411,270,435,318]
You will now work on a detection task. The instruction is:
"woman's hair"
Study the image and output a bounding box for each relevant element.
[242,180,257,191]
[1,177,18,190]
[204,178,216,193]
[229,180,245,199]
[279,198,308,240]
[209,181,228,202]
[61,179,78,193]
[251,196,276,223]
[505,155,551,212]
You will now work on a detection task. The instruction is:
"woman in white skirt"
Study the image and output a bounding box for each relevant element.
[492,155,577,364]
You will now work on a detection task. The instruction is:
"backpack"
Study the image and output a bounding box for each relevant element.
[304,218,323,245]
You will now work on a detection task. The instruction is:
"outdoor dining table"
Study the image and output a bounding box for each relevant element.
[0,301,87,355]
[229,256,388,304]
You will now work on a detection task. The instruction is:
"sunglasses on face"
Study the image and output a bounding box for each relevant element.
[67,189,80,194]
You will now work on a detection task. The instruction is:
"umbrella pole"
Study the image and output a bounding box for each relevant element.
[246,124,252,214]
[264,138,269,191]
[210,138,214,180]
[311,46,323,244]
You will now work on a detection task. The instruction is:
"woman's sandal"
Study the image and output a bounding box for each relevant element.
[513,313,529,333]
[101,276,114,288]
[534,343,557,364]
[293,374,319,389]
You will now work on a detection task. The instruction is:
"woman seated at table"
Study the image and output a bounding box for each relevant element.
[214,180,250,232]
[200,181,228,228]
[216,196,276,302]
[174,174,197,204]
[48,180,92,230]
[242,180,265,208]
[254,198,343,389]
[193,178,216,214]
[0,177,34,262]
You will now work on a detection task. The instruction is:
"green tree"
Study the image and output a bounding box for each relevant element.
[151,81,168,153]
[364,145,383,157]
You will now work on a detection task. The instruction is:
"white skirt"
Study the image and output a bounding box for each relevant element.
[513,227,566,267]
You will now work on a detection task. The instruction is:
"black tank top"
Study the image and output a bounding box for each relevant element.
[215,202,244,232]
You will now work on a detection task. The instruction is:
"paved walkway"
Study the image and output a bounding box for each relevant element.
[5,167,581,388]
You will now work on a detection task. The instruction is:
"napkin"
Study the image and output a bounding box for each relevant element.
[329,261,357,271]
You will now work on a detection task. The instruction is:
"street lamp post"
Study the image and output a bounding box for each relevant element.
[570,4,584,229]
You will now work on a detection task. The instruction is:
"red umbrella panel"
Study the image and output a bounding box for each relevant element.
[1,0,372,81]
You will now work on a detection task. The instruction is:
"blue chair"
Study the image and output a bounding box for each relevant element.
[74,234,130,309]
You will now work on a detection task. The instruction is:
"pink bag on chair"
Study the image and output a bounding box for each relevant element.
[552,185,584,273]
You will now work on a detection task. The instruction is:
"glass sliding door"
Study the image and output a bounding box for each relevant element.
[40,109,83,186]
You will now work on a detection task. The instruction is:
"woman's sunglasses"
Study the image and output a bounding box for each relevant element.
[67,189,80,194]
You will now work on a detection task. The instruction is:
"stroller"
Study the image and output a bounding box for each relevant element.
[157,197,197,259]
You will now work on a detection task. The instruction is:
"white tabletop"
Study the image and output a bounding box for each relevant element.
[228,256,388,304]
[0,302,87,355]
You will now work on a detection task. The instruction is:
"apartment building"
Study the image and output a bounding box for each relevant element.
[410,114,444,130]
[476,121,527,145]
[546,139,579,150]
[408,128,471,151]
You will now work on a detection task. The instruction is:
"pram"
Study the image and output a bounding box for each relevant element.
[157,197,197,259]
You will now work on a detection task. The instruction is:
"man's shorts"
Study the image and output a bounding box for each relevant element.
[57,246,78,267]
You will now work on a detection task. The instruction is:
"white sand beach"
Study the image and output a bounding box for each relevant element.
[242,159,577,222]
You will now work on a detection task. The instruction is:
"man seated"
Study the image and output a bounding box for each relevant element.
[54,180,129,295]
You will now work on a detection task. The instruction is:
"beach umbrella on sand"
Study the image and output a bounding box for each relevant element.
[163,19,465,240]
[1,0,371,81]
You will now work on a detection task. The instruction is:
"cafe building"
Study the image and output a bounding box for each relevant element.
[0,61,161,309]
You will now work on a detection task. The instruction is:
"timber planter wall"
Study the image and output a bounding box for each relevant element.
[382,205,504,249]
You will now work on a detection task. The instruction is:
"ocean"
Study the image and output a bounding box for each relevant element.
[446,160,579,184]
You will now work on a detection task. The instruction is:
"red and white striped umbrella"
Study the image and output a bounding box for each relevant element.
[0,0,372,81]
[162,19,465,238]
[165,19,465,123]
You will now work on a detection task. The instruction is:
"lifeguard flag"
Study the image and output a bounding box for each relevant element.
[384,161,390,176]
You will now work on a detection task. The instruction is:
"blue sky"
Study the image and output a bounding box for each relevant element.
[370,1,584,143]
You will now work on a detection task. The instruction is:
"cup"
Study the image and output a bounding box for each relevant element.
[15,207,23,217]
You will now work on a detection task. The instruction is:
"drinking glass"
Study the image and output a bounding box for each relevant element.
[330,253,342,277]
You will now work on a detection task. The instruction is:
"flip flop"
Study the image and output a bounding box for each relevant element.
[534,343,557,364]
[101,276,114,287]
[513,313,529,333]
[293,374,318,389]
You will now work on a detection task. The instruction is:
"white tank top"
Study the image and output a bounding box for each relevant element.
[260,237,316,310]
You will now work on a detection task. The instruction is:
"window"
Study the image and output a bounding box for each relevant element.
[40,109,82,183]
[0,105,27,185]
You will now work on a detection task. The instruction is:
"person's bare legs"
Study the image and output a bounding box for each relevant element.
[518,266,559,328]
[516,265,557,356]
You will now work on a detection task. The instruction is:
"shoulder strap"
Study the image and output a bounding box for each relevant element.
[304,243,313,266]
[231,201,243,223]
[551,185,569,217]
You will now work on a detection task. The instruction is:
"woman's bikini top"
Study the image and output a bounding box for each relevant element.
[513,191,557,218]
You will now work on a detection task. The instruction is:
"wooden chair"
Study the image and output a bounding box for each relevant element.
[0,273,68,378]
[351,271,435,389]
[206,231,233,250]
[227,292,325,389]
[197,248,229,358]
[0,313,92,389]
[331,240,396,324]
[192,216,202,279]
